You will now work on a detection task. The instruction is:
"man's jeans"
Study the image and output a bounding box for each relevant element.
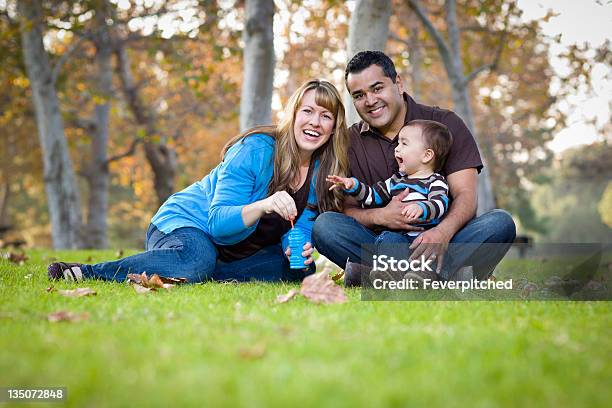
[82,224,314,283]
[312,209,516,280]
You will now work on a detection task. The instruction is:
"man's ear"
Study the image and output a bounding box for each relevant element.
[395,74,404,94]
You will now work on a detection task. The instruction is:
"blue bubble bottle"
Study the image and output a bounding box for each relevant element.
[288,226,307,270]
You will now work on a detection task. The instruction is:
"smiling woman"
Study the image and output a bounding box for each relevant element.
[48,79,349,284]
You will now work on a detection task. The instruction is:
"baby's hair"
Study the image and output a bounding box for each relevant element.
[405,119,453,172]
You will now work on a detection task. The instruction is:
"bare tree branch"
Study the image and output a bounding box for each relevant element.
[50,35,87,86]
[464,63,495,84]
[445,0,460,58]
[406,0,456,79]
[389,32,411,47]
[464,4,512,84]
[66,115,97,133]
[105,137,142,164]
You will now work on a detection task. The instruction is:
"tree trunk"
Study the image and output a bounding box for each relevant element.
[0,181,10,231]
[408,0,496,214]
[240,0,275,131]
[82,2,113,248]
[115,41,177,206]
[408,24,422,101]
[444,0,495,214]
[18,0,83,249]
[345,0,392,125]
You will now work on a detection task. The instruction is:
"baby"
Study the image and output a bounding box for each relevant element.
[327,119,453,236]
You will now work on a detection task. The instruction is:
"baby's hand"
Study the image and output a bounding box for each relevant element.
[402,203,423,220]
[326,175,355,191]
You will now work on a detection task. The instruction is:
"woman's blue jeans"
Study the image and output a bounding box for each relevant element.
[82,224,314,283]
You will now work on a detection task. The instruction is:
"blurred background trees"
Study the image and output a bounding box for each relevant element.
[1,0,610,248]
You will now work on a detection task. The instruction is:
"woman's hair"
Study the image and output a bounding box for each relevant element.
[222,79,349,213]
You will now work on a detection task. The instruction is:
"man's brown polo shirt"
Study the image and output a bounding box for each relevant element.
[348,93,483,188]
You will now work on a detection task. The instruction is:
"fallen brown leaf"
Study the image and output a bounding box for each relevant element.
[85,255,93,262]
[4,251,28,265]
[276,288,299,303]
[126,272,147,285]
[46,286,55,293]
[127,272,186,290]
[57,288,97,297]
[300,272,347,304]
[238,343,267,360]
[132,283,152,294]
[158,276,188,284]
[331,270,345,283]
[148,274,165,288]
[47,310,90,322]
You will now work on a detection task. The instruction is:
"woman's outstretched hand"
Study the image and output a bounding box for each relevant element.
[285,241,315,265]
[326,175,355,191]
[261,191,297,221]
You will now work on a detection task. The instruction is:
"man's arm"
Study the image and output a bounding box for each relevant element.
[434,168,478,237]
[408,168,478,270]
[343,190,424,232]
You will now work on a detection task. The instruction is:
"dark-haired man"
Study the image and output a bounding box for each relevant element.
[312,50,516,284]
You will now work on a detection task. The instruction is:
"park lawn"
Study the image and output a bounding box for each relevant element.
[1,249,611,408]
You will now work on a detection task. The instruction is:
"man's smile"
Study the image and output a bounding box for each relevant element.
[367,105,385,117]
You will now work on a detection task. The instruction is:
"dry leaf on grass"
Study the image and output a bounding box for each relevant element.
[57,288,97,297]
[46,286,55,293]
[331,270,345,282]
[158,276,188,284]
[148,274,165,288]
[238,343,267,360]
[300,271,347,304]
[276,288,299,303]
[126,272,147,285]
[132,284,152,294]
[4,251,28,265]
[127,272,182,293]
[47,310,90,322]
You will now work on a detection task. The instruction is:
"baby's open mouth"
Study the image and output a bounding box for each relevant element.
[396,156,403,164]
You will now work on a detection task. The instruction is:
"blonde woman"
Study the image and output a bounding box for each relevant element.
[48,79,349,283]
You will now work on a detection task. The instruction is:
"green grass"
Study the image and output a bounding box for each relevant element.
[1,249,611,407]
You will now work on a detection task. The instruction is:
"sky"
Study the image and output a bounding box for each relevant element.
[516,0,611,153]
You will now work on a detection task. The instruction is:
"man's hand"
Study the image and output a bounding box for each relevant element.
[409,226,452,274]
[408,168,479,274]
[373,190,425,232]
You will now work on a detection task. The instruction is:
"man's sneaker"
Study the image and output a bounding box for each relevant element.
[403,269,439,288]
[48,262,85,282]
[344,260,371,287]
